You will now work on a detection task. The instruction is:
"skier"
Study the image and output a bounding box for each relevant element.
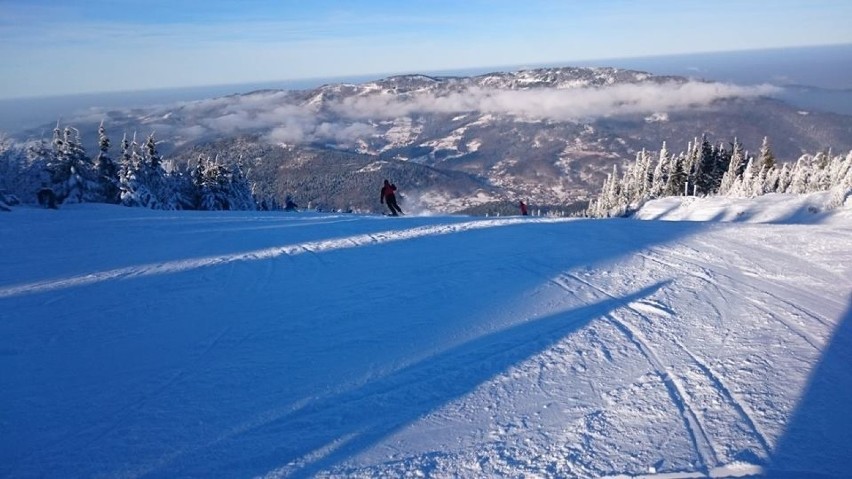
[380,179,403,216]
[519,200,528,216]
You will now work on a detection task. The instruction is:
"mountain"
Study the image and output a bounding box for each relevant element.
[2,191,850,478]
[19,67,852,213]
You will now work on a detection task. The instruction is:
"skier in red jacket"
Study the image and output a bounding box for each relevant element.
[380,179,403,216]
[519,200,528,216]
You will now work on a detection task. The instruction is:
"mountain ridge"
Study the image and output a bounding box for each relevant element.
[14,66,852,213]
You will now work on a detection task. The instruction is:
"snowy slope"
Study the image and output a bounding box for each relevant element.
[1,194,850,479]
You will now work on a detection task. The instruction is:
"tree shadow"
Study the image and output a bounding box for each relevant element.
[0,217,708,478]
[233,282,671,478]
[766,295,852,478]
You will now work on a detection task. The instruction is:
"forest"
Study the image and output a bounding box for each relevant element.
[3,124,851,216]
[0,123,268,212]
[587,136,852,218]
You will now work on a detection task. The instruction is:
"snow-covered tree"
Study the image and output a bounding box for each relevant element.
[649,142,670,198]
[664,153,687,197]
[94,121,120,203]
[755,136,776,172]
[191,155,257,211]
[46,124,96,203]
[719,138,746,196]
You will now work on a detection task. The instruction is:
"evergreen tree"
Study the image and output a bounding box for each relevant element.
[119,133,156,207]
[94,121,120,203]
[46,125,95,203]
[756,136,776,172]
[788,155,811,194]
[649,142,670,198]
[776,163,793,193]
[227,159,257,211]
[664,154,687,197]
[719,138,745,196]
[680,138,700,195]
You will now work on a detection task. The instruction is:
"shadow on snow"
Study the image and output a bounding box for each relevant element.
[765,295,852,478]
[257,283,670,478]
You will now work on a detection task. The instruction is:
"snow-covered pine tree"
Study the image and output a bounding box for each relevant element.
[756,136,776,172]
[827,151,852,208]
[119,132,156,207]
[141,132,177,209]
[201,159,231,210]
[788,154,811,194]
[680,138,699,195]
[649,142,670,198]
[731,157,756,197]
[94,121,120,204]
[227,159,257,211]
[46,125,96,204]
[776,163,793,193]
[810,149,833,192]
[751,163,769,197]
[664,153,687,197]
[719,138,746,196]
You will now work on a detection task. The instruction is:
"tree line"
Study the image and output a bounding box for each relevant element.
[587,135,852,218]
[0,123,276,211]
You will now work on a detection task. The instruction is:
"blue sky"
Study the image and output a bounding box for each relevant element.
[1,0,851,99]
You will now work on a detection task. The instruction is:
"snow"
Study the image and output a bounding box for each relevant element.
[1,193,851,478]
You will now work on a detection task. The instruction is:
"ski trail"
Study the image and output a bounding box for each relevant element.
[557,266,772,462]
[637,251,824,350]
[0,217,569,299]
[551,273,718,471]
[670,336,773,456]
[604,313,719,472]
[662,244,838,329]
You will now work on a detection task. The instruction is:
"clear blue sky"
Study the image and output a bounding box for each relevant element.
[1,0,850,99]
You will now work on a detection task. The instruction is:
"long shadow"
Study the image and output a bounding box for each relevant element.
[766,295,852,478]
[0,216,707,478]
[202,282,670,478]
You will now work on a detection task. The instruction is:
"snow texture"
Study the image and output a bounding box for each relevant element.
[1,192,850,478]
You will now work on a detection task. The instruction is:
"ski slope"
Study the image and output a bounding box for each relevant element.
[1,192,850,479]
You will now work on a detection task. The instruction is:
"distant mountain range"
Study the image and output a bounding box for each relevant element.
[17,66,852,214]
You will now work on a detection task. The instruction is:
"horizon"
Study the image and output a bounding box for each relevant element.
[2,0,851,100]
[2,44,852,136]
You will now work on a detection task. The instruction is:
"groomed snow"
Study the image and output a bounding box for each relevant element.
[1,192,850,478]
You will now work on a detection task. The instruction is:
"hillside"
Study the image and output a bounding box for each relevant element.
[1,192,850,478]
[13,66,852,213]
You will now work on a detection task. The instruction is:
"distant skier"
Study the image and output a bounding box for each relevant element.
[519,200,528,216]
[380,179,403,216]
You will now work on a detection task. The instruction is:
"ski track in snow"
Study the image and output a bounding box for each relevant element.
[0,216,565,300]
[638,248,829,350]
[556,273,720,472]
[3,197,851,479]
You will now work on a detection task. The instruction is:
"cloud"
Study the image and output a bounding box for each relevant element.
[71,80,781,147]
[331,81,781,121]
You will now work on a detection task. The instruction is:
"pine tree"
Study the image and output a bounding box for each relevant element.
[719,138,745,196]
[756,136,776,172]
[94,121,120,203]
[664,154,687,197]
[46,125,95,203]
[788,155,811,194]
[227,160,257,210]
[776,163,793,193]
[649,142,669,198]
[119,133,156,207]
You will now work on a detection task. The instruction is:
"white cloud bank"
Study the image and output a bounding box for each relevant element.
[105,81,781,146]
[332,81,780,121]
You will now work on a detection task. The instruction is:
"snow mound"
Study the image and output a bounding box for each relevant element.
[633,189,852,224]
